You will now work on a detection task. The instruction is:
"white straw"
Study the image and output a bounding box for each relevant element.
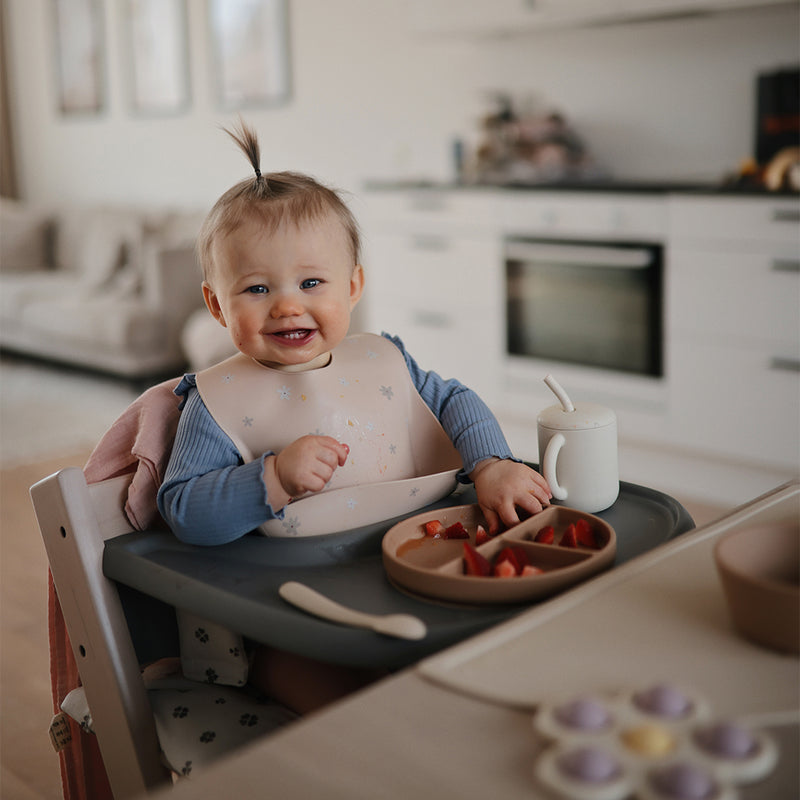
[544,374,575,412]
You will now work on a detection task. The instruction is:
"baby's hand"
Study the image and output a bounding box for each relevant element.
[273,435,349,500]
[470,458,552,534]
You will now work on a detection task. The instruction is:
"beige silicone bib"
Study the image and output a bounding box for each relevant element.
[196,334,461,537]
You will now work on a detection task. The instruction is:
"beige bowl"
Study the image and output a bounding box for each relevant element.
[714,521,800,654]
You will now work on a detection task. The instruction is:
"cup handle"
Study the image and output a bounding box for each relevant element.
[542,433,568,500]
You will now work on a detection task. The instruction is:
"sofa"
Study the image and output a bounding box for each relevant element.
[0,198,207,379]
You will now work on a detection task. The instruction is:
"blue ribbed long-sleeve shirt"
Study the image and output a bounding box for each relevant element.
[157,333,515,545]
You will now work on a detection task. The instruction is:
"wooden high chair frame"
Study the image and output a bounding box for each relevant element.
[31,467,172,799]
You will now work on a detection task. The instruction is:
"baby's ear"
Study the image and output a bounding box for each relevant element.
[202,282,228,327]
[349,264,365,307]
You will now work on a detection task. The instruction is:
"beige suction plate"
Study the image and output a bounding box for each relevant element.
[382,504,616,605]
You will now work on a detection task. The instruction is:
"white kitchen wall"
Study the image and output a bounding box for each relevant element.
[4,1,798,209]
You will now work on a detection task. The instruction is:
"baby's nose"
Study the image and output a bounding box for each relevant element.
[270,291,304,317]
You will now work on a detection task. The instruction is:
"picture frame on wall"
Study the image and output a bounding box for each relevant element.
[52,0,106,114]
[208,0,291,110]
[122,0,191,115]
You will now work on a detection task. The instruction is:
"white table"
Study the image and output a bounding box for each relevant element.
[163,483,799,799]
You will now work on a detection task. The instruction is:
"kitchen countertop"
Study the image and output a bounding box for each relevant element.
[363,179,800,197]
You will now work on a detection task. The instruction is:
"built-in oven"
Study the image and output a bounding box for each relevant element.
[502,236,665,416]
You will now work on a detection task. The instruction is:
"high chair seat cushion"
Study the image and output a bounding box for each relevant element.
[176,609,249,687]
[61,680,297,778]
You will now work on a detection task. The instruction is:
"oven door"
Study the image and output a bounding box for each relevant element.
[505,239,663,377]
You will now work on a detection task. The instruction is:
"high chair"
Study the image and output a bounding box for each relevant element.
[31,467,293,800]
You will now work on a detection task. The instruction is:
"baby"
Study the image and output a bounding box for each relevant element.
[157,120,551,711]
[158,120,550,543]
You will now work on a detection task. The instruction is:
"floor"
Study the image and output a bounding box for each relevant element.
[1,449,93,800]
[0,357,729,800]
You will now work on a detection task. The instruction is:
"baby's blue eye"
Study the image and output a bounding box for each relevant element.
[301,278,321,290]
[247,285,268,294]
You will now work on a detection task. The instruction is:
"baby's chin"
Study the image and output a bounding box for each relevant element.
[256,351,333,372]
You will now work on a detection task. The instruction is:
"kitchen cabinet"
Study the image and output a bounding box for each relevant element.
[360,190,504,404]
[410,0,794,36]
[666,195,800,468]
[360,185,799,504]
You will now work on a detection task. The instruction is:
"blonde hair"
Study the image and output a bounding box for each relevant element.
[197,119,361,281]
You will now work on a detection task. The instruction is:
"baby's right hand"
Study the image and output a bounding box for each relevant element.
[273,435,350,499]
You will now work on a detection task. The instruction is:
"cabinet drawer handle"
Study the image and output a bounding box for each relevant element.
[770,357,800,372]
[771,208,800,223]
[410,235,449,251]
[412,310,451,328]
[771,258,800,273]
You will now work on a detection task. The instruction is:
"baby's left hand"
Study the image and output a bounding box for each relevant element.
[470,458,552,534]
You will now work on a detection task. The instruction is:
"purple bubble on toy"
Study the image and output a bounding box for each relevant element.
[557,746,622,784]
[633,684,693,719]
[647,762,717,799]
[554,698,613,731]
[693,722,758,760]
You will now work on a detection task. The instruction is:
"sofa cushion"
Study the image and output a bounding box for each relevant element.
[20,295,167,356]
[0,274,78,321]
[0,198,53,273]
[54,208,143,290]
[181,308,237,371]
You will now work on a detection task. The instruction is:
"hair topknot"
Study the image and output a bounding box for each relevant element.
[224,117,263,183]
[196,119,362,281]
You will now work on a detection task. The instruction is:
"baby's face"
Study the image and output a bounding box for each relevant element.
[203,210,363,370]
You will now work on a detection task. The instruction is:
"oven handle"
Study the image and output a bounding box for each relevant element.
[504,240,654,269]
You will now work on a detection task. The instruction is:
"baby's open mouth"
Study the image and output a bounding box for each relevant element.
[272,329,314,341]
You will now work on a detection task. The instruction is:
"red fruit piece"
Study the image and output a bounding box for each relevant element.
[575,518,599,549]
[443,521,469,540]
[534,525,555,544]
[463,542,492,576]
[424,520,445,538]
[495,546,530,575]
[560,523,578,548]
[475,524,491,545]
[521,564,544,577]
[512,546,530,569]
[493,559,517,578]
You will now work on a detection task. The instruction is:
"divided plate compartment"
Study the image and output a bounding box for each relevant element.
[382,505,617,605]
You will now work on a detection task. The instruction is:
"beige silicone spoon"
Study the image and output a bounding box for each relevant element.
[279,581,427,641]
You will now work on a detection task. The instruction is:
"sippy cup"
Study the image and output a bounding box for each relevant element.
[537,375,619,513]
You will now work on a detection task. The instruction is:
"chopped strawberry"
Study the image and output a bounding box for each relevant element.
[424,520,445,538]
[560,523,578,548]
[494,547,518,573]
[575,518,599,549]
[493,559,517,578]
[534,525,555,544]
[511,546,530,569]
[462,542,492,576]
[495,546,530,575]
[443,521,469,540]
[521,564,544,576]
[475,524,491,545]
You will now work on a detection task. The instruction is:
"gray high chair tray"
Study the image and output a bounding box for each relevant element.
[103,476,693,670]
